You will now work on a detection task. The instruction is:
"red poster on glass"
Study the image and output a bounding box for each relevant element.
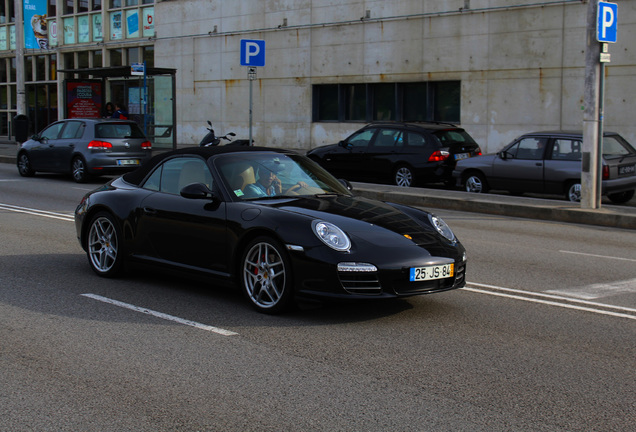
[67,81,102,118]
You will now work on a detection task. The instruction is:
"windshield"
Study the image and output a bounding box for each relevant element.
[215,152,352,201]
[96,122,146,139]
[603,135,636,159]
[433,129,477,146]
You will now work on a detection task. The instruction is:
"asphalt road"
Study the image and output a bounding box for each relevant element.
[1,164,635,431]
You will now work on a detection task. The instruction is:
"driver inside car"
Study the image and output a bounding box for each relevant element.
[243,161,308,198]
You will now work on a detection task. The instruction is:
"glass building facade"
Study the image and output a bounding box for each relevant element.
[0,0,157,140]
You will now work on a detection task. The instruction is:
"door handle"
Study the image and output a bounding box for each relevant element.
[143,207,157,215]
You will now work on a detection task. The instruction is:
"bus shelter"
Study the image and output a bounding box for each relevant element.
[59,66,177,150]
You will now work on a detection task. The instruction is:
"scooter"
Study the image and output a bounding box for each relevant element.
[199,121,252,146]
[199,121,236,146]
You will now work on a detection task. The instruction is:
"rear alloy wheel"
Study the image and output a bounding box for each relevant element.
[465,173,488,193]
[607,190,635,204]
[87,212,124,277]
[72,156,89,183]
[565,182,581,202]
[241,237,293,314]
[394,165,414,187]
[17,152,35,177]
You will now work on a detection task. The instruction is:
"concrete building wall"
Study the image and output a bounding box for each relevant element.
[155,0,636,153]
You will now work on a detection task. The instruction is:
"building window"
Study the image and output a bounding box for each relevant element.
[343,84,366,121]
[314,81,461,124]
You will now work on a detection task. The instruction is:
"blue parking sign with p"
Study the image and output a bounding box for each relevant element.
[240,39,266,67]
[597,1,618,43]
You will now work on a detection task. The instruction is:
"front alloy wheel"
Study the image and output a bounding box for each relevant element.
[17,153,35,177]
[241,237,293,314]
[87,212,123,277]
[465,173,488,193]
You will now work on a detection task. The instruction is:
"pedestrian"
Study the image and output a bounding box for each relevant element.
[112,103,129,120]
[103,102,114,117]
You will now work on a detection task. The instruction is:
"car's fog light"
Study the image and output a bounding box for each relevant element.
[337,262,377,272]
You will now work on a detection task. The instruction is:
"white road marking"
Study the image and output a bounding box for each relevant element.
[81,293,239,336]
[560,250,636,263]
[464,282,636,321]
[545,279,636,300]
[0,203,74,222]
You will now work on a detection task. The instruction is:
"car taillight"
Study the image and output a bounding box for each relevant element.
[602,165,609,180]
[475,147,482,156]
[87,140,112,150]
[428,150,450,162]
[141,141,152,150]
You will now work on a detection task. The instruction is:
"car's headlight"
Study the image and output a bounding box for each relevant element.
[428,214,456,242]
[312,220,351,252]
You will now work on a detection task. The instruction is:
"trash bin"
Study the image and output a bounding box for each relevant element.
[13,114,30,143]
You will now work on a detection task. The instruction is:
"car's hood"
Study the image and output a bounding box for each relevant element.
[256,194,448,248]
[306,143,340,155]
[456,153,498,167]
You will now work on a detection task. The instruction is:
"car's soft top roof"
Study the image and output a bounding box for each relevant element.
[122,145,294,186]
[518,130,619,137]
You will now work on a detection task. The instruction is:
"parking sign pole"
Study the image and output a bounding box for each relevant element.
[248,67,257,146]
[582,0,602,209]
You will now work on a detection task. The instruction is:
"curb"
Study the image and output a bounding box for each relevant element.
[352,183,636,230]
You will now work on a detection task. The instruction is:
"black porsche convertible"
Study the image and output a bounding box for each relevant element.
[75,146,467,313]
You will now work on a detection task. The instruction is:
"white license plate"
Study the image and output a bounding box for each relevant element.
[117,159,140,166]
[454,153,470,161]
[618,164,635,176]
[409,263,454,282]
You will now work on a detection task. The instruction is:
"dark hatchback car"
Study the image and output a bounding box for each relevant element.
[453,131,636,203]
[307,122,481,187]
[17,118,152,183]
[75,146,467,314]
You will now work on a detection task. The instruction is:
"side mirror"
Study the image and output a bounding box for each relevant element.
[338,179,353,191]
[499,151,513,160]
[180,183,216,200]
[338,140,353,150]
[228,132,236,137]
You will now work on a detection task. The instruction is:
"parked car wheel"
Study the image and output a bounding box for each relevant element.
[464,172,488,193]
[607,190,635,204]
[241,236,293,314]
[72,156,89,183]
[565,181,581,202]
[17,152,35,177]
[87,212,124,277]
[394,165,414,187]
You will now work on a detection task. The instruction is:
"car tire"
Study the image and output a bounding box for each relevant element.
[86,212,125,277]
[464,172,488,193]
[394,165,414,187]
[17,152,35,177]
[72,156,89,183]
[607,190,635,204]
[240,236,293,314]
[565,182,581,202]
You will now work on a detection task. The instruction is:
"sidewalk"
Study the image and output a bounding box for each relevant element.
[2,142,635,229]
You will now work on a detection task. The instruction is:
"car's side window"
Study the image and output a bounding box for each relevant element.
[142,157,213,195]
[347,129,375,149]
[40,123,64,140]
[372,129,402,147]
[510,137,548,160]
[551,139,582,161]
[406,132,427,147]
[60,121,84,139]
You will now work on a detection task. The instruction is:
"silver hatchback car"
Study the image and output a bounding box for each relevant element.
[17,118,152,183]
[453,131,636,203]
